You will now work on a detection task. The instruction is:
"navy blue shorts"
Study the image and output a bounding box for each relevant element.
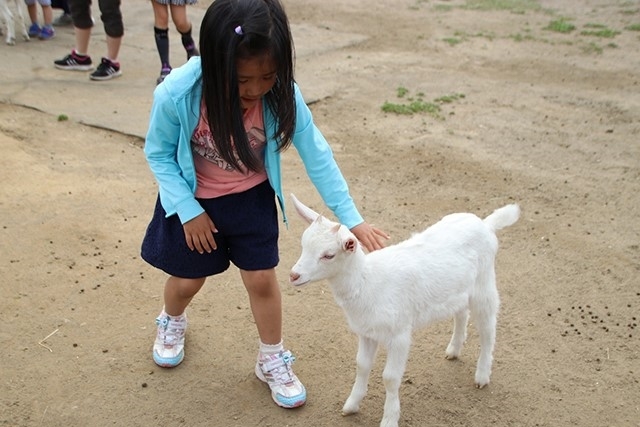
[141,180,279,278]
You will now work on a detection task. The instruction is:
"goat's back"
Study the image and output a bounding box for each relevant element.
[358,213,498,323]
[380,212,497,258]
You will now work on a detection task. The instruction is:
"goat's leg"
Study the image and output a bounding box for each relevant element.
[1,3,16,45]
[380,331,411,427]
[343,335,378,415]
[470,274,499,388]
[445,308,469,359]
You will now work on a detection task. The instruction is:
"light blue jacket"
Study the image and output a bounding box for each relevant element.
[144,57,364,229]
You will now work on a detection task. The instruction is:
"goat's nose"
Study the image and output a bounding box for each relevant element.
[289,271,300,282]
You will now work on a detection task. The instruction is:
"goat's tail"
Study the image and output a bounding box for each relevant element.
[483,204,520,232]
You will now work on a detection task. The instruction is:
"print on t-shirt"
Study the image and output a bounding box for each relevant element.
[192,109,266,172]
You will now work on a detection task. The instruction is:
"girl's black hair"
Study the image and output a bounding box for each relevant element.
[199,0,296,173]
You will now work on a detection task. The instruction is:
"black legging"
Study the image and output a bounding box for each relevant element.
[68,0,124,38]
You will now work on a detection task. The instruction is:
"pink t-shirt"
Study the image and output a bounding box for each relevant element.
[191,102,268,198]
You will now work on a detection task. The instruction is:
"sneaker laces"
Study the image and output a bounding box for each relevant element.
[155,313,186,346]
[260,350,298,386]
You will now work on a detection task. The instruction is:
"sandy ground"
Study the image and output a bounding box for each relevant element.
[1,0,639,426]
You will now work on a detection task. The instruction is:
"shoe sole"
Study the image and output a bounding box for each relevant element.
[153,349,184,368]
[254,363,307,408]
[55,64,93,71]
[90,70,122,81]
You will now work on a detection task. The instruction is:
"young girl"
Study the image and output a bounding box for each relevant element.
[141,0,388,409]
[151,0,199,85]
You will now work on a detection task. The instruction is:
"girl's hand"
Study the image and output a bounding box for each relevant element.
[183,212,218,254]
[350,222,390,252]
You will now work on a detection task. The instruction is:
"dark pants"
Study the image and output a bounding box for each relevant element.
[51,0,70,14]
[68,0,124,37]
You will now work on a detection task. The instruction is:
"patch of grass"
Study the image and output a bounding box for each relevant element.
[621,8,639,16]
[57,114,69,122]
[581,42,603,54]
[580,27,620,38]
[381,100,441,115]
[463,0,540,13]
[381,89,465,117]
[511,32,535,42]
[434,93,466,103]
[545,18,575,33]
[443,37,463,46]
[625,23,640,31]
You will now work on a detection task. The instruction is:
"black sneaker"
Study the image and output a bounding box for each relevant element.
[54,50,93,71]
[90,58,122,81]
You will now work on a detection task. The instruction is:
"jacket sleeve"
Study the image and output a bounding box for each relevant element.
[144,85,204,224]
[291,87,364,229]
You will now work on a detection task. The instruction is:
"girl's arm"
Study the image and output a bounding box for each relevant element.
[144,86,204,224]
[292,87,389,250]
[291,88,363,229]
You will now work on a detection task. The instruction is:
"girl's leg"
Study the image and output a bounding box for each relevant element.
[164,275,206,316]
[153,276,205,368]
[41,5,53,25]
[242,268,306,408]
[169,4,198,59]
[39,4,55,39]
[152,2,171,82]
[240,269,282,344]
[26,3,41,35]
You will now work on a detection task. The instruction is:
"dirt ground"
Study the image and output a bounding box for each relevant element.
[1,0,639,426]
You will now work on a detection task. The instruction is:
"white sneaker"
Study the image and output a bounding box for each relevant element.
[255,350,307,408]
[153,311,187,367]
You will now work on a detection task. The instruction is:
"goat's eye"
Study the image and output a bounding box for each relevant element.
[321,254,335,260]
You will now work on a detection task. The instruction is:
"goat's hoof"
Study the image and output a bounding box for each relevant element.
[6,39,16,46]
[444,354,459,360]
[475,381,489,389]
[342,403,360,416]
[380,417,400,427]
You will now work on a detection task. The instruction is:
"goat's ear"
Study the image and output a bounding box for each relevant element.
[343,237,358,253]
[290,193,319,224]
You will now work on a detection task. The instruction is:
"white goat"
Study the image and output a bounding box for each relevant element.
[0,0,29,45]
[289,194,520,427]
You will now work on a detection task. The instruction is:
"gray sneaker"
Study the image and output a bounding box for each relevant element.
[53,13,72,27]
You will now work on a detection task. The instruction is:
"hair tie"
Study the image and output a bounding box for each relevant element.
[234,25,243,36]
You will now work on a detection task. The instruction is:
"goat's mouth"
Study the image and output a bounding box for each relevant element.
[290,278,310,287]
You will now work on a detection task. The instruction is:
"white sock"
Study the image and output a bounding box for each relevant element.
[161,307,186,320]
[259,340,284,356]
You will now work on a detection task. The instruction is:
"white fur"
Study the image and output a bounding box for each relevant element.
[289,194,520,427]
[0,0,30,45]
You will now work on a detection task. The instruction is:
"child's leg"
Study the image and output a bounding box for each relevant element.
[153,276,206,368]
[242,268,306,408]
[152,1,171,82]
[26,2,41,36]
[240,269,282,344]
[41,5,53,26]
[35,0,54,26]
[26,2,38,24]
[38,3,55,39]
[163,275,205,316]
[169,4,198,58]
